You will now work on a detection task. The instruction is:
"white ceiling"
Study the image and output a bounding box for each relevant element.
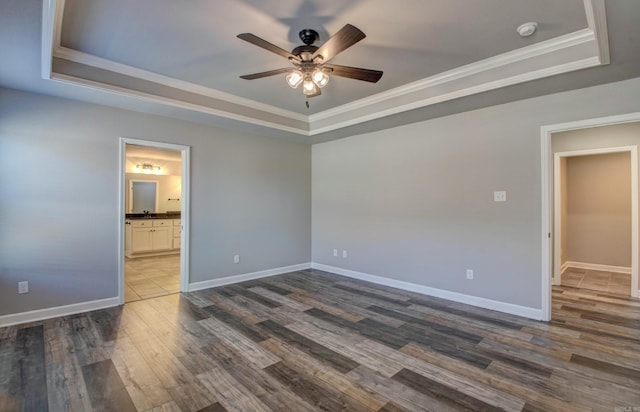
[2,0,640,143]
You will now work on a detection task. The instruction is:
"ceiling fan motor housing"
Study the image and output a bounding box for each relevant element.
[299,29,319,45]
[293,29,320,60]
[291,45,318,60]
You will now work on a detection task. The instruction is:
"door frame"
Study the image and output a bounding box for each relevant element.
[118,137,191,305]
[541,113,640,321]
[554,147,636,285]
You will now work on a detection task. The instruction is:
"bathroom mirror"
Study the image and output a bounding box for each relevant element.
[129,180,159,213]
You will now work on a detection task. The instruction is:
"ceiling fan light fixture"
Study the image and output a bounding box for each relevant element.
[238,24,383,100]
[135,163,162,175]
[286,70,303,88]
[312,68,329,88]
[302,77,319,96]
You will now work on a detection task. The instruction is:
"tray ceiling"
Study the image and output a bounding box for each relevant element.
[39,0,610,138]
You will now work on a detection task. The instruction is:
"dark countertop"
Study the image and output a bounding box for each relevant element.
[126,213,181,220]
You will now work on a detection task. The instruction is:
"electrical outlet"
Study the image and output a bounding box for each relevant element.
[466,269,474,280]
[493,191,507,202]
[234,254,240,264]
[333,249,338,257]
[18,281,29,294]
[342,250,348,258]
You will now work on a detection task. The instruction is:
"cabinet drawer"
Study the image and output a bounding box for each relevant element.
[131,220,152,228]
[153,219,171,227]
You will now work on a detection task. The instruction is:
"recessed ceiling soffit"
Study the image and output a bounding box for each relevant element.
[41,0,609,137]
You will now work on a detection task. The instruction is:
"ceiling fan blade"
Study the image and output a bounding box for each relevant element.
[312,24,366,63]
[237,33,298,61]
[239,68,292,80]
[325,64,383,83]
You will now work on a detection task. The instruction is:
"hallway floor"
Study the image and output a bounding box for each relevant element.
[125,254,180,302]
[561,267,631,295]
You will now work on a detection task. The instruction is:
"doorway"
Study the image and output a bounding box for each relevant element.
[554,149,632,294]
[118,137,190,305]
[540,114,640,321]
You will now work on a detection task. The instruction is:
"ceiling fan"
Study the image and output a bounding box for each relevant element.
[237,24,383,98]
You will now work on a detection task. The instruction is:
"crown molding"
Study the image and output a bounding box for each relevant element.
[50,73,311,135]
[52,47,308,123]
[42,0,610,137]
[310,56,601,135]
[309,29,596,124]
[584,0,610,64]
[41,0,64,79]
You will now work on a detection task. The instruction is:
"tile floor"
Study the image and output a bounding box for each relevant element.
[125,254,180,302]
[561,267,631,295]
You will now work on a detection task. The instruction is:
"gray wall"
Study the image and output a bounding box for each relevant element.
[553,121,640,273]
[312,77,640,310]
[3,77,640,317]
[0,88,311,316]
[565,153,631,267]
[553,122,640,151]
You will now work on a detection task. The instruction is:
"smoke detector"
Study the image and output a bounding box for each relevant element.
[517,22,538,37]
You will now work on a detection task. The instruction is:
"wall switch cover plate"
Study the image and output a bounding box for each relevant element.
[494,191,507,202]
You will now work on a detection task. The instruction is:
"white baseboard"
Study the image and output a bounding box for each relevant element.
[311,263,543,320]
[560,262,569,275]
[0,297,121,328]
[188,262,311,292]
[0,261,546,327]
[564,261,631,274]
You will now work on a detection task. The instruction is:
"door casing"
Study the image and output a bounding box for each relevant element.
[118,137,191,304]
[554,147,636,286]
[541,113,640,321]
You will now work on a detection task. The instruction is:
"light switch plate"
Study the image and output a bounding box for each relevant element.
[494,191,507,202]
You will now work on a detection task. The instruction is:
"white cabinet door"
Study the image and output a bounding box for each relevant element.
[131,227,153,252]
[151,226,172,250]
[130,219,175,253]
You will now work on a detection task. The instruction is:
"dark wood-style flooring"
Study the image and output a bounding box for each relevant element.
[1,269,639,411]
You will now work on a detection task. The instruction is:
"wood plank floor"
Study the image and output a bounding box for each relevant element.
[1,269,639,411]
